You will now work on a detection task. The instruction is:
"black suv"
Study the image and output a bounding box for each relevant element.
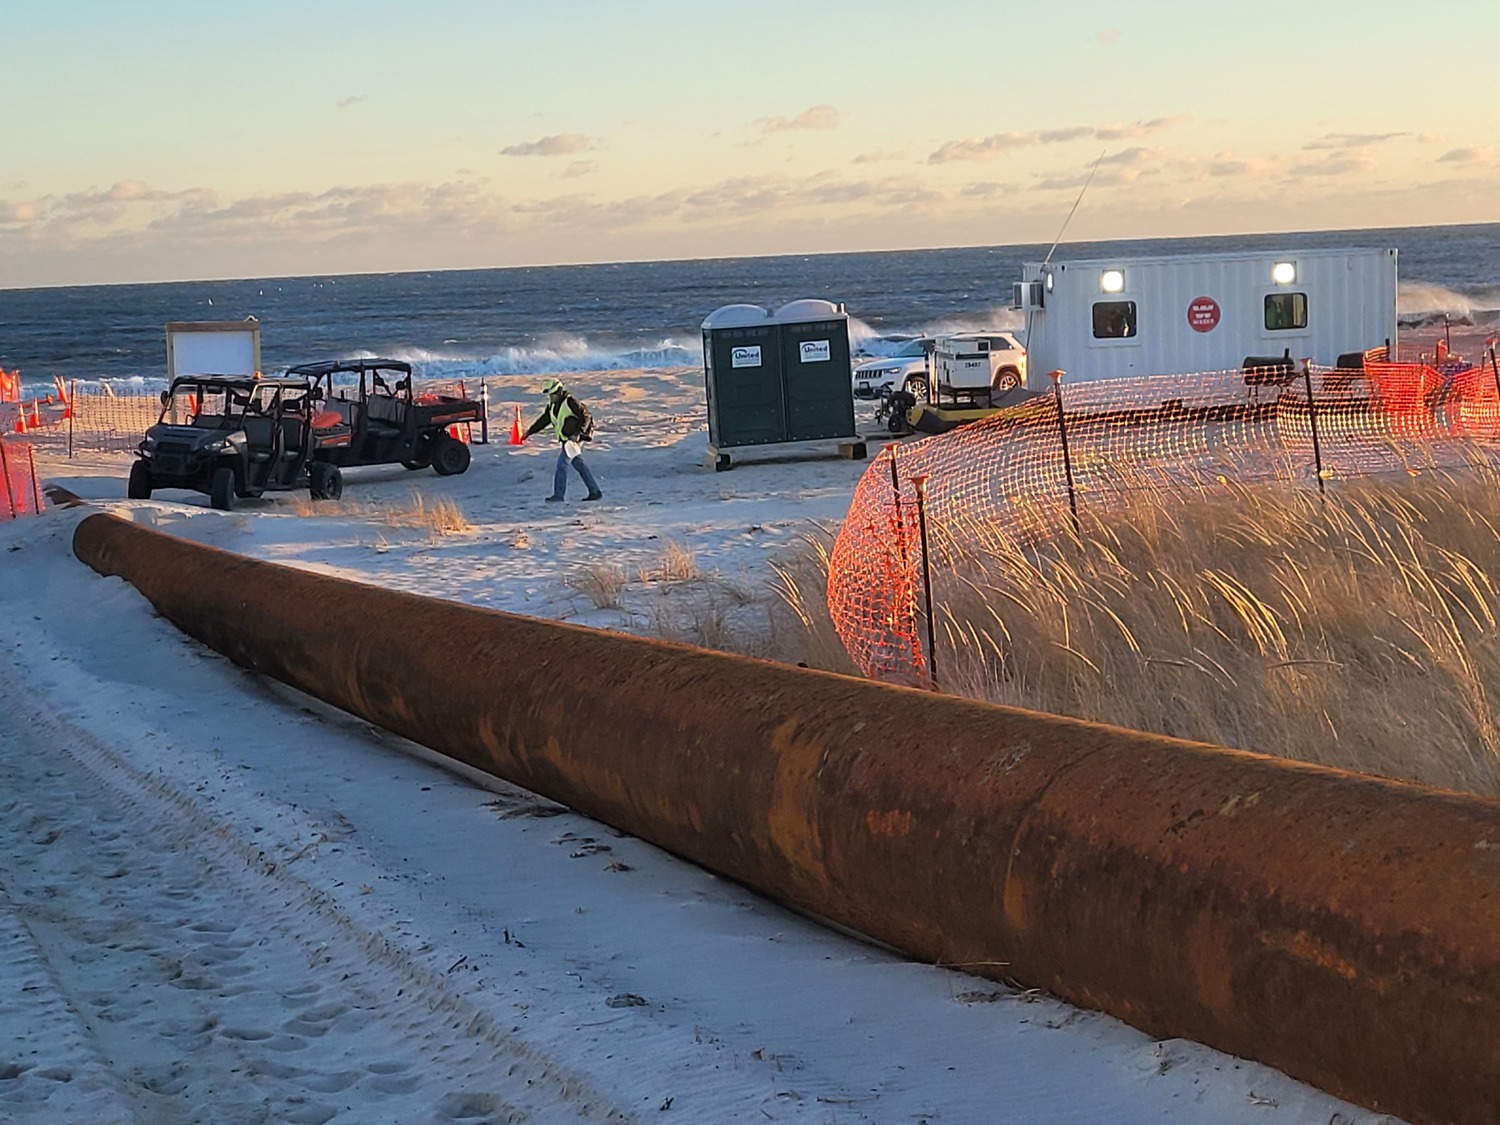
[129,373,344,509]
[288,358,483,476]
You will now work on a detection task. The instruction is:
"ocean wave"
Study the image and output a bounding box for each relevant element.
[1397,281,1500,329]
[392,336,704,380]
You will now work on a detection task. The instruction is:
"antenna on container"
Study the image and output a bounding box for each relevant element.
[1042,150,1106,267]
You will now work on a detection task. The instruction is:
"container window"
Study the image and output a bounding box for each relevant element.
[1265,292,1308,331]
[1092,301,1137,339]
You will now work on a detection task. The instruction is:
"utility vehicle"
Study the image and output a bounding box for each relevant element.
[129,373,343,510]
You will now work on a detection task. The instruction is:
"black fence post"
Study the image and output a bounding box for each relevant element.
[1301,359,1326,498]
[1489,346,1500,428]
[1048,370,1080,534]
[910,472,939,692]
[478,379,490,445]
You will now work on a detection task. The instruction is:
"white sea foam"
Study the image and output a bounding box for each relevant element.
[1398,281,1500,326]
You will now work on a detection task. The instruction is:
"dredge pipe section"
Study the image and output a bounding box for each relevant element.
[75,512,1500,1125]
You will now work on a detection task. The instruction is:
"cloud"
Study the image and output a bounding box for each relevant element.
[501,133,594,157]
[1285,152,1379,179]
[1091,28,1120,45]
[929,118,1183,162]
[852,151,903,165]
[1303,132,1407,150]
[1437,146,1494,165]
[336,95,369,110]
[1096,117,1187,141]
[562,161,599,179]
[761,105,839,133]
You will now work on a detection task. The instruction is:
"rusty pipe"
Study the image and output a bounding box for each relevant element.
[74,512,1500,1125]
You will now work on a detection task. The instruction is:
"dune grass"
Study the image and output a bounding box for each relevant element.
[293,489,471,535]
[779,466,1500,798]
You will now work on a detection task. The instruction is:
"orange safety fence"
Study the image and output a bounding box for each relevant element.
[0,436,44,520]
[830,340,1500,684]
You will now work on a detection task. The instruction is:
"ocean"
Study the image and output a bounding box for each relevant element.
[2,222,1497,396]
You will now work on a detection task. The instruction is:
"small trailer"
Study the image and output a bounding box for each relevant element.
[1013,247,1398,387]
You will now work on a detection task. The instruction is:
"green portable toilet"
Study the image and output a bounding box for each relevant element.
[702,304,784,454]
[701,300,866,471]
[773,299,857,442]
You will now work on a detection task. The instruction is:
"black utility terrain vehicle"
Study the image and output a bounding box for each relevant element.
[129,373,345,510]
[289,358,483,476]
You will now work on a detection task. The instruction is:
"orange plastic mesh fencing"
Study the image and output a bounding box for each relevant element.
[830,341,1500,684]
[0,437,42,519]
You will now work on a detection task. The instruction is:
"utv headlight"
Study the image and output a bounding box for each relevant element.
[202,438,228,453]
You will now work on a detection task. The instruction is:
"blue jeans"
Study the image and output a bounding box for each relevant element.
[552,446,600,498]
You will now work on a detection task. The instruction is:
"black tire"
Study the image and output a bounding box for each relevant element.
[309,462,344,501]
[993,367,1022,392]
[431,435,471,476]
[209,466,235,511]
[714,454,732,472]
[401,458,429,471]
[127,460,153,500]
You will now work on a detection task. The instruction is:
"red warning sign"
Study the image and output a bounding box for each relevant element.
[1187,296,1221,333]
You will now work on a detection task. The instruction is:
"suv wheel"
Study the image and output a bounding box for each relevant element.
[993,367,1022,392]
[904,374,930,402]
[127,460,153,500]
[209,466,236,511]
[431,435,471,476]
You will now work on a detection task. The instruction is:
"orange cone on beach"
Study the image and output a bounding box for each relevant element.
[12,404,24,435]
[509,404,525,445]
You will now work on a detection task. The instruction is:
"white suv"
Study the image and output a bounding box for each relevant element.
[851,337,933,399]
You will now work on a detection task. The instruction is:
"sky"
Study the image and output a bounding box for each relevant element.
[3,0,1498,288]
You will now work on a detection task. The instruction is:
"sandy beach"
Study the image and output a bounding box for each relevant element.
[0,365,1400,1124]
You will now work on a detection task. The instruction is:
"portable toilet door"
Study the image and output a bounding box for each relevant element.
[773,299,856,442]
[701,304,786,449]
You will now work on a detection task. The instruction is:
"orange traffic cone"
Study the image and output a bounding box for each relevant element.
[29,400,41,430]
[508,404,525,446]
[12,403,24,435]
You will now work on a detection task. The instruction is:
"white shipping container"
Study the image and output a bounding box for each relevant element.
[1015,248,1398,387]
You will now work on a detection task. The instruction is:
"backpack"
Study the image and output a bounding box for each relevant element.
[570,396,595,442]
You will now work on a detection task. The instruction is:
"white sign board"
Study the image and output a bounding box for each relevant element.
[799,340,831,363]
[731,345,762,368]
[166,320,262,379]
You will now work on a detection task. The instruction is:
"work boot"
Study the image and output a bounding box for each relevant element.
[545,495,564,503]
[584,492,603,501]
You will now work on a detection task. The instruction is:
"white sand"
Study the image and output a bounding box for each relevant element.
[0,368,1397,1123]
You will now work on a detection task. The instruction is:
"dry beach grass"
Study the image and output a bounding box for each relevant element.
[780,466,1500,798]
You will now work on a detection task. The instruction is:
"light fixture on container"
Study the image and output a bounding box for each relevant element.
[1100,269,1125,293]
[1272,261,1297,285]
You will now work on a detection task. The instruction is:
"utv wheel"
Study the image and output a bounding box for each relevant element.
[402,436,433,470]
[127,460,153,500]
[309,463,344,501]
[401,458,430,471]
[431,436,471,476]
[209,466,236,511]
[993,367,1022,392]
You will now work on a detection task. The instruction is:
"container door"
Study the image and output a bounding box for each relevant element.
[781,319,855,441]
[708,325,785,447]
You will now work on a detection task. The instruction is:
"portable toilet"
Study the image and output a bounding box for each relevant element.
[701,299,865,471]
